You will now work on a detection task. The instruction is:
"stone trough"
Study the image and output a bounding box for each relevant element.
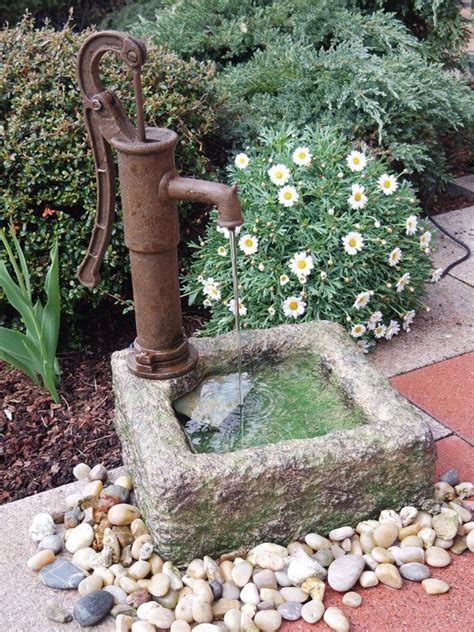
[112,321,435,564]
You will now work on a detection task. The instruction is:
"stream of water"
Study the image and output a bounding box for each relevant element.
[228,229,244,448]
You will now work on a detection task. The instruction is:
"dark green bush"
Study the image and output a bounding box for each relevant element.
[131,0,473,193]
[0,16,220,326]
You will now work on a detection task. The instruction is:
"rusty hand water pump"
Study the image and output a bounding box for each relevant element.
[76,31,244,379]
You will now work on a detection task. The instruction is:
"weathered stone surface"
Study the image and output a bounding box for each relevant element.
[112,322,436,563]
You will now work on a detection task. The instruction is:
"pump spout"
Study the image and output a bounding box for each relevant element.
[164,175,244,229]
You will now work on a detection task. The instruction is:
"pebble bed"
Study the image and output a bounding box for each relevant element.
[27,464,474,631]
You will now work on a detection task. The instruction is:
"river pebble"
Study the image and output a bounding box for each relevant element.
[89,463,108,482]
[29,513,55,542]
[148,605,175,628]
[73,463,91,480]
[27,549,55,571]
[329,526,354,541]
[323,606,350,631]
[421,578,451,595]
[73,590,114,626]
[109,504,140,526]
[375,563,403,589]
[342,591,362,608]
[399,562,431,582]
[38,534,63,554]
[239,583,260,605]
[439,469,459,486]
[359,571,378,588]
[232,561,253,587]
[425,546,451,568]
[301,599,325,623]
[254,609,282,631]
[279,587,307,603]
[373,523,399,548]
[328,554,365,592]
[277,601,302,621]
[432,510,459,540]
[65,523,94,553]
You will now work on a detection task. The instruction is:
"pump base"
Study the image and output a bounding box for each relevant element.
[126,342,198,380]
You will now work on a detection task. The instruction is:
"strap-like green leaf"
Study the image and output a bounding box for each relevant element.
[0,349,40,385]
[41,241,60,365]
[9,226,32,299]
[0,261,42,343]
[0,326,43,373]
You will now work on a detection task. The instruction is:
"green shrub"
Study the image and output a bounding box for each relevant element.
[185,126,439,349]
[132,0,474,193]
[0,16,220,327]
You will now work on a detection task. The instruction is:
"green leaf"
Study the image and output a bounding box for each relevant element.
[0,327,42,382]
[41,241,60,365]
[0,261,41,340]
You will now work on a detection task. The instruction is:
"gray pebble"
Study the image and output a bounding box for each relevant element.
[440,469,459,487]
[209,580,223,600]
[38,534,63,554]
[73,590,114,626]
[328,554,365,592]
[222,582,240,600]
[39,559,86,590]
[89,464,108,482]
[399,563,431,582]
[101,485,130,503]
[313,548,334,568]
[277,601,302,621]
[45,602,72,623]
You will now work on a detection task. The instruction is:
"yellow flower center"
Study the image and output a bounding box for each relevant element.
[353,157,360,164]
[383,180,391,188]
[349,238,357,248]
[289,301,298,311]
[284,191,292,200]
[297,260,306,269]
[354,192,362,201]
[245,239,253,247]
[355,326,362,332]
[298,152,306,159]
[275,171,283,179]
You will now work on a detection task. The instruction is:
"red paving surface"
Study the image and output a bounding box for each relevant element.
[390,352,474,443]
[284,353,474,632]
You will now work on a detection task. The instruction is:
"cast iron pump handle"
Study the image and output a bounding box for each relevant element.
[76,31,244,380]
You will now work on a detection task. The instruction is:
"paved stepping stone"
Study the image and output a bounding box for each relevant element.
[39,559,86,589]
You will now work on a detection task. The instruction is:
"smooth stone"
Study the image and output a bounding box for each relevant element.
[39,559,86,589]
[260,588,284,607]
[46,602,72,623]
[140,542,154,560]
[419,528,436,548]
[362,554,378,571]
[38,534,63,554]
[255,550,286,571]
[375,563,403,589]
[422,578,451,595]
[257,600,275,611]
[356,520,380,535]
[192,597,213,623]
[359,571,378,588]
[129,560,151,580]
[274,570,291,587]
[102,484,130,503]
[191,578,213,602]
[29,513,55,542]
[220,560,234,582]
[371,547,394,564]
[171,621,191,632]
[137,601,158,620]
[175,595,195,623]
[280,586,307,603]
[414,511,432,529]
[73,463,91,480]
[240,582,260,605]
[109,504,140,526]
[301,576,325,601]
[112,604,137,618]
[132,534,153,560]
[288,541,313,556]
[400,506,418,526]
[455,482,473,499]
[434,537,453,549]
[301,600,325,623]
[73,547,97,572]
[254,609,282,631]
[212,598,240,619]
[342,591,362,608]
[425,546,451,568]
[432,511,459,540]
[331,543,345,559]
[360,532,375,554]
[119,577,138,594]
[193,625,220,632]
[82,480,103,499]
[65,493,82,509]
[240,612,259,632]
[209,579,223,600]
[323,606,350,631]
[304,533,331,550]
[89,463,108,482]
[132,623,155,632]
[248,543,287,563]
[232,561,253,587]
[467,530,474,552]
[450,535,468,555]
[149,553,163,575]
[115,475,133,490]
[399,563,431,582]
[127,589,152,608]
[277,601,302,621]
[253,569,276,589]
[449,502,472,523]
[103,585,128,604]
[434,482,456,502]
[148,605,175,628]
[401,535,423,549]
[116,614,134,632]
[327,554,365,592]
[78,574,103,596]
[399,524,421,540]
[314,548,334,567]
[27,549,55,571]
[328,526,354,541]
[222,581,240,600]
[73,590,114,626]
[66,523,94,553]
[395,547,425,565]
[379,510,402,529]
[224,609,241,632]
[440,469,459,486]
[131,519,148,538]
[203,556,224,583]
[187,559,206,579]
[64,509,81,530]
[288,548,327,583]
[373,523,399,549]
[163,561,184,590]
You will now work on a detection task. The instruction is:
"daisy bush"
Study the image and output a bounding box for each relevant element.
[185,127,440,350]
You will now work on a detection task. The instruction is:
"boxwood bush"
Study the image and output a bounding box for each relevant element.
[186,126,439,349]
[0,16,220,326]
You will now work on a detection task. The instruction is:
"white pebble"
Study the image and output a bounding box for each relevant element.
[329,526,354,541]
[73,462,91,480]
[65,523,94,553]
[29,513,55,542]
[78,574,103,596]
[137,602,159,620]
[239,583,260,605]
[342,591,362,608]
[324,606,350,631]
[301,600,325,623]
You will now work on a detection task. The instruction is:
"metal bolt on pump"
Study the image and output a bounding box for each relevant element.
[76,31,244,379]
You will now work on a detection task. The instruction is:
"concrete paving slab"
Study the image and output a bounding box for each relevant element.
[371,274,474,377]
[0,469,123,632]
[453,173,474,194]
[430,206,474,287]
[415,409,453,441]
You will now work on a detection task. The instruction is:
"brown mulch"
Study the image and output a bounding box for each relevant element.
[428,190,473,216]
[0,306,208,505]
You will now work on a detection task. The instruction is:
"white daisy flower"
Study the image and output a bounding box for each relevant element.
[373,323,387,339]
[353,291,371,311]
[342,231,364,255]
[283,295,306,319]
[279,274,290,286]
[346,151,367,172]
[367,311,383,330]
[403,310,416,331]
[228,298,247,316]
[292,147,312,166]
[406,215,418,236]
[420,231,432,248]
[385,320,401,340]
[388,247,402,267]
[357,340,371,354]
[268,163,290,186]
[348,184,368,209]
[217,246,227,257]
[396,272,411,293]
[217,225,241,239]
[239,233,259,255]
[202,277,221,302]
[268,306,276,316]
[431,268,443,283]
[378,173,398,195]
[288,251,314,277]
[351,323,366,338]
[234,153,249,169]
[278,185,299,207]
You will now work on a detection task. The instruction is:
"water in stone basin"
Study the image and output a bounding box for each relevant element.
[174,355,366,453]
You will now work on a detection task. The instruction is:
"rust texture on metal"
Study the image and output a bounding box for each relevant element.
[76,31,244,379]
